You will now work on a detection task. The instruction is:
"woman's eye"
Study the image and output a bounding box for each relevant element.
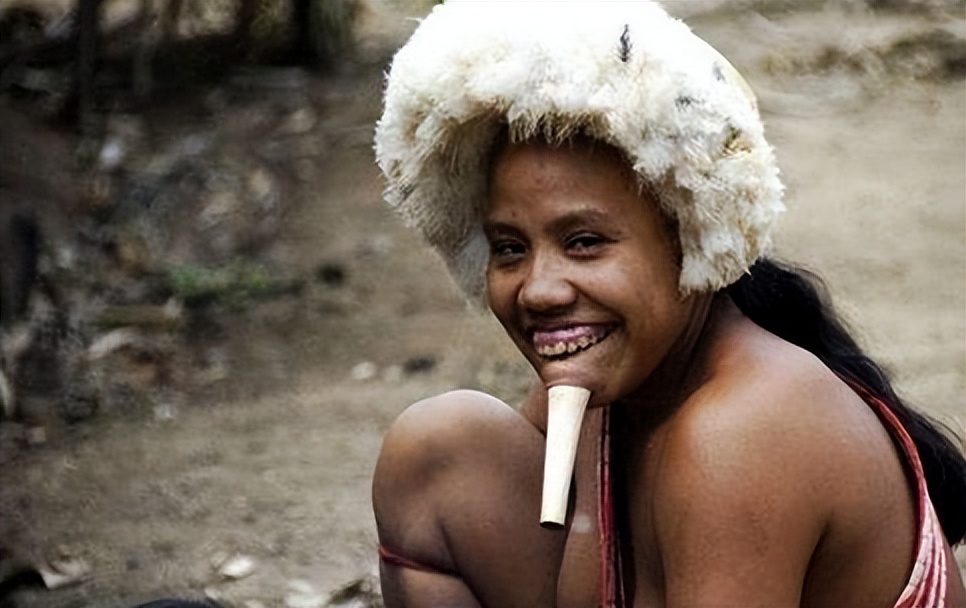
[489,240,526,262]
[566,233,607,254]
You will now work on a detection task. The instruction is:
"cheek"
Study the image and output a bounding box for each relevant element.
[627,243,682,300]
[617,269,690,342]
[603,258,676,304]
[485,272,517,323]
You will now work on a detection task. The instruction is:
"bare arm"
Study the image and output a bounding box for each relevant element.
[372,390,561,608]
[373,394,483,607]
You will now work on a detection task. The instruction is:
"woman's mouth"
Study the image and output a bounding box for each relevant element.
[531,325,614,360]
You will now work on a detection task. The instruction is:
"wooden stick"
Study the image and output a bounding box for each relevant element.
[540,385,591,527]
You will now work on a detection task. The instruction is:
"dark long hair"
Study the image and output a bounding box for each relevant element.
[727,258,966,545]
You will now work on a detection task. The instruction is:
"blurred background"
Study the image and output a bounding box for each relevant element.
[0,0,962,606]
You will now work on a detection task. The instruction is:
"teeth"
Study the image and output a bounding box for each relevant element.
[536,332,604,358]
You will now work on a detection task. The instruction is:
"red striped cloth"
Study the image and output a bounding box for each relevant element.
[851,383,950,608]
[377,543,458,577]
[599,406,625,607]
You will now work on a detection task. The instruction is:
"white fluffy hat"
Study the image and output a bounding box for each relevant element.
[375,0,784,302]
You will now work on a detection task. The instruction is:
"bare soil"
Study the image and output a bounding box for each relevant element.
[0,2,963,607]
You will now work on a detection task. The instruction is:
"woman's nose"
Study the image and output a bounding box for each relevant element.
[518,253,577,313]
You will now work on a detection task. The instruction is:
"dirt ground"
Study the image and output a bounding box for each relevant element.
[0,1,963,607]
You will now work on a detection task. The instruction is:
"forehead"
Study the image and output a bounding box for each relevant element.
[486,138,641,211]
[483,137,681,256]
[485,137,651,221]
[489,137,635,187]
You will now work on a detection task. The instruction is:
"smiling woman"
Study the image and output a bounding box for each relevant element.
[370,2,966,607]
[484,140,701,408]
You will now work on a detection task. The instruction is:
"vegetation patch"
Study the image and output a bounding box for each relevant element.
[166,259,295,309]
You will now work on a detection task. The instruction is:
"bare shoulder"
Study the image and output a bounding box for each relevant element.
[652,329,850,535]
[662,321,887,487]
[642,320,913,605]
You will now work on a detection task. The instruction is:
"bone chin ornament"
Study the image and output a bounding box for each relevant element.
[540,385,591,527]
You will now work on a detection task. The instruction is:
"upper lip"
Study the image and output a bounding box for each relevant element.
[525,318,586,337]
[524,319,616,340]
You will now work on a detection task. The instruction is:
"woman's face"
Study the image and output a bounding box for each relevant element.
[484,139,702,407]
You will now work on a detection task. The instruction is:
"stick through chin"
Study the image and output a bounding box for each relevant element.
[540,385,591,528]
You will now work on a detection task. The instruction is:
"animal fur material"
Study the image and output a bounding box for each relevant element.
[375,0,785,301]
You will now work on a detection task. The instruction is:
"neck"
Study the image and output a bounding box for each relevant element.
[614,291,725,435]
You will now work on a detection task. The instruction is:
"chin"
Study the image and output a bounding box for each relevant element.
[532,361,622,405]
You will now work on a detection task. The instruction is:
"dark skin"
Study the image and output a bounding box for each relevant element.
[371,140,966,607]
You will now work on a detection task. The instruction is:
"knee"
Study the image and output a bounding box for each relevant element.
[372,389,539,511]
[374,390,515,487]
[372,391,517,545]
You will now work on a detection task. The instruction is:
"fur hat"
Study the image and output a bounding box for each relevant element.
[375,0,784,302]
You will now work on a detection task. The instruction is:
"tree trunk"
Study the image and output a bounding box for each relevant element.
[72,0,102,132]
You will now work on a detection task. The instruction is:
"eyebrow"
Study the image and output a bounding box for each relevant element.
[483,208,615,239]
[549,209,613,234]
